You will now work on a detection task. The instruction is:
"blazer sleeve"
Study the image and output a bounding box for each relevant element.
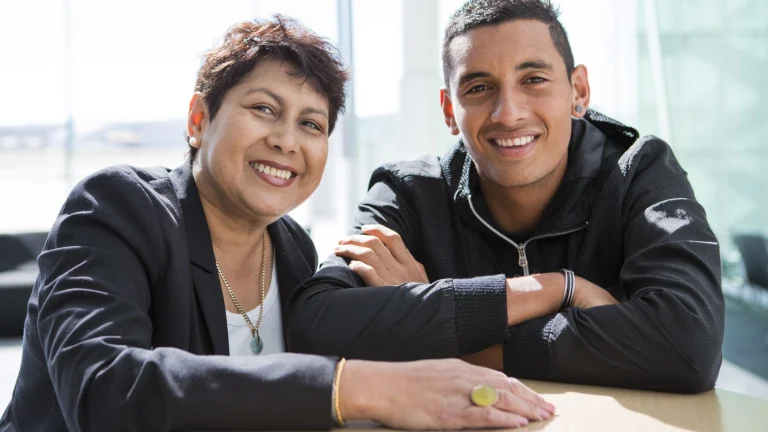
[36,167,336,432]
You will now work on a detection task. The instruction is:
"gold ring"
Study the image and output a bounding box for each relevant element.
[470,384,498,407]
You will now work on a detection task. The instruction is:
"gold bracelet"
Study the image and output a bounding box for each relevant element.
[333,358,347,426]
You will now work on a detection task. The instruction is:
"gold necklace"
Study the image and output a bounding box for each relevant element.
[215,233,267,354]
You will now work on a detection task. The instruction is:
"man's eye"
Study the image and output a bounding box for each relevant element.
[468,84,490,93]
[525,77,547,84]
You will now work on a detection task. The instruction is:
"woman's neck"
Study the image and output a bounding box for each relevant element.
[198,190,269,272]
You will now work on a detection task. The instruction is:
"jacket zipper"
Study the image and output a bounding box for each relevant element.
[467,195,589,276]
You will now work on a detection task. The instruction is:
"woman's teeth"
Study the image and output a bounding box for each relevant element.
[251,162,292,180]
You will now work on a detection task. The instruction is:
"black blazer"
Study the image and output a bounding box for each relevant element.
[0,160,336,431]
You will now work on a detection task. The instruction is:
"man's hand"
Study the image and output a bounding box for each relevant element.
[334,224,429,286]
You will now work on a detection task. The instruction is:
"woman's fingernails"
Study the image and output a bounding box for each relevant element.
[517,416,529,427]
[543,401,556,414]
[539,407,551,420]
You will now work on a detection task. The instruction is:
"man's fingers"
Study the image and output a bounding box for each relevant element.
[348,260,385,286]
[335,243,384,266]
[338,234,397,266]
[360,225,413,265]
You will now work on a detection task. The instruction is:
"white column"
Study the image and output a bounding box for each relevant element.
[560,0,639,126]
[396,0,455,161]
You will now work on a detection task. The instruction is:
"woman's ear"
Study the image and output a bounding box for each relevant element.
[187,92,208,143]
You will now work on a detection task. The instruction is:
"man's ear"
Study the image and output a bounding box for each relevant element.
[571,65,591,117]
[440,88,460,136]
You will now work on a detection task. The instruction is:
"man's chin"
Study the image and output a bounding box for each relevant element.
[480,173,543,189]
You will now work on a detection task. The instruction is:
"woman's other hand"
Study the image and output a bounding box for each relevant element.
[339,359,556,430]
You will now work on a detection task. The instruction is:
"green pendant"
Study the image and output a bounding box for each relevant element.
[251,333,264,354]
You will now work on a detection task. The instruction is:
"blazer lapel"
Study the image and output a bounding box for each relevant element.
[169,160,229,356]
[268,220,314,350]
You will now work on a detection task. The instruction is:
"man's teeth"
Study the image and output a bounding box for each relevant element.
[251,162,293,180]
[495,136,535,147]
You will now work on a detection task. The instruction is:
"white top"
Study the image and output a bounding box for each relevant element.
[226,256,285,356]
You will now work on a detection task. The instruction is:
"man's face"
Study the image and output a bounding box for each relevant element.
[442,19,588,188]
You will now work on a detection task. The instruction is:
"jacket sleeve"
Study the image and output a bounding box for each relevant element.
[36,167,336,432]
[502,138,724,393]
[287,179,510,360]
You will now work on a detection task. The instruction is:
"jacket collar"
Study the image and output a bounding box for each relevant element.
[446,110,638,239]
[168,159,228,354]
[168,158,315,354]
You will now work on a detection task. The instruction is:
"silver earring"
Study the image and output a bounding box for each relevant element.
[575,105,584,113]
[189,137,198,147]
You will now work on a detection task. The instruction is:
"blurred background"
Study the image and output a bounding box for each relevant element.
[1,0,767,407]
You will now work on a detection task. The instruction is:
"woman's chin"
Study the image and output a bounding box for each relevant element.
[246,200,296,221]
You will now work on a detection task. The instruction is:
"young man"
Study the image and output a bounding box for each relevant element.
[288,0,724,393]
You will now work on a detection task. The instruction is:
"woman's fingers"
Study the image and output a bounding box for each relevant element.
[460,406,529,429]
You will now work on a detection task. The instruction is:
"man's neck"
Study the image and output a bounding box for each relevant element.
[479,154,568,235]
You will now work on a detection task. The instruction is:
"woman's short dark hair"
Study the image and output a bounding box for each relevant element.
[188,15,349,158]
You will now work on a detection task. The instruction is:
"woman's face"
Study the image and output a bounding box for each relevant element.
[189,59,330,224]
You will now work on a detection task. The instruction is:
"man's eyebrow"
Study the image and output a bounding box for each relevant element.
[456,60,554,87]
[457,71,492,87]
[516,60,554,71]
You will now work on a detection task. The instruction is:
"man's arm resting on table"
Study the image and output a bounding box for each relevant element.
[499,147,724,393]
[324,225,615,364]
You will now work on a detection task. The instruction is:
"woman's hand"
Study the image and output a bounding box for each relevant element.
[340,359,556,430]
[334,224,429,286]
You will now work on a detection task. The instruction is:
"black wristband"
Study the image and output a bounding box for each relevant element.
[559,269,575,310]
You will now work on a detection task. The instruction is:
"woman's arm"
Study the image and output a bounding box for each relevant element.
[37,167,335,431]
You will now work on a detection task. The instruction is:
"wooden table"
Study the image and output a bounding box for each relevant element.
[342,380,768,431]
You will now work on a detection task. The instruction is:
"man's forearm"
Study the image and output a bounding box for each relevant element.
[465,273,617,371]
[462,344,504,371]
[462,274,565,371]
[505,274,564,326]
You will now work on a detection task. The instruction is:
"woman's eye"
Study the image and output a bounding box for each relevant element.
[252,105,274,115]
[302,121,322,131]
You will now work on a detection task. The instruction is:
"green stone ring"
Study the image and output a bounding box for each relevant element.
[470,384,498,407]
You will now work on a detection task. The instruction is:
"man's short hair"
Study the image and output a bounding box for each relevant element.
[442,0,575,91]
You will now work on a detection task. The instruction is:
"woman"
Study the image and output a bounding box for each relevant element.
[0,16,555,431]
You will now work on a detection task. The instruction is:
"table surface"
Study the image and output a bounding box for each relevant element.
[340,379,768,432]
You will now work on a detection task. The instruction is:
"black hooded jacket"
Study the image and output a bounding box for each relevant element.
[289,111,724,393]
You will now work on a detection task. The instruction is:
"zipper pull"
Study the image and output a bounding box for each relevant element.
[517,245,530,276]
